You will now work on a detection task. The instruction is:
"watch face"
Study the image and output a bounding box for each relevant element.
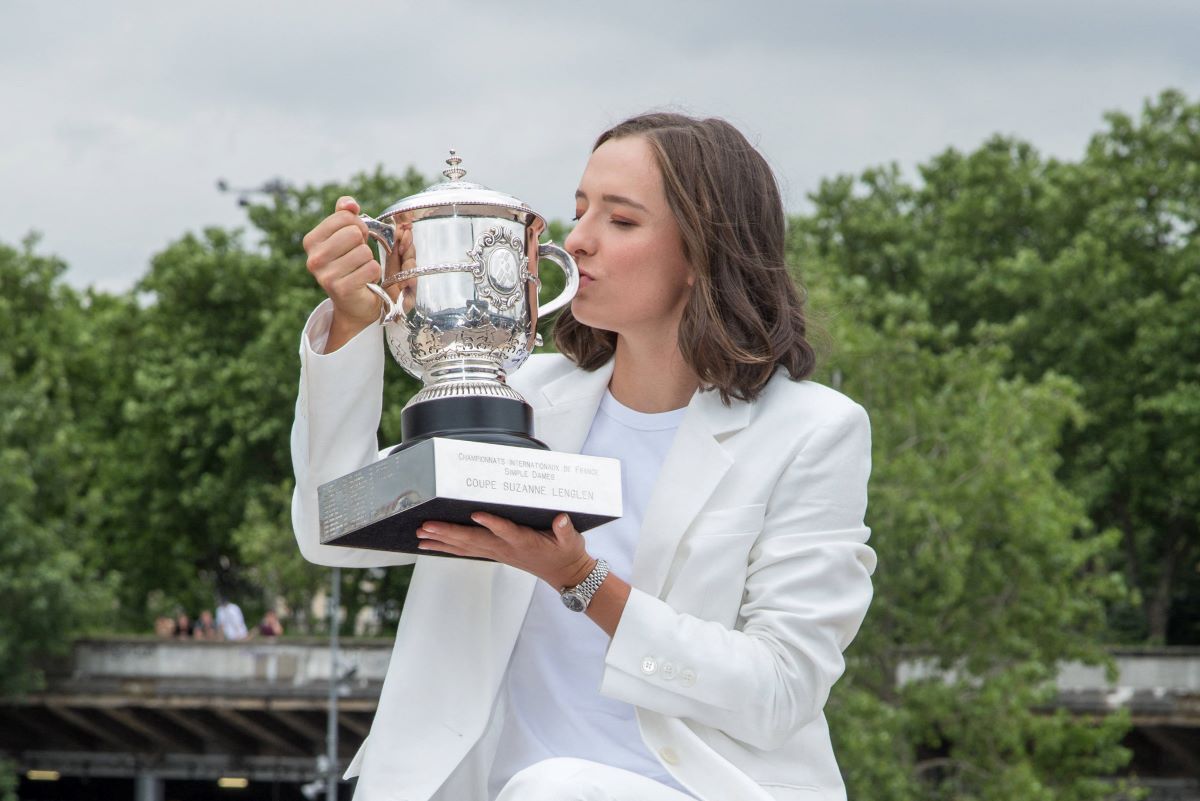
[561,592,586,612]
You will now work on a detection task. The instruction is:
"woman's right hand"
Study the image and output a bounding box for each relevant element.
[301,196,382,351]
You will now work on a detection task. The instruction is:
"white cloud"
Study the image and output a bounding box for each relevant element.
[0,0,1196,291]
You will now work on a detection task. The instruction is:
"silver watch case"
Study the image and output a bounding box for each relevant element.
[560,559,610,612]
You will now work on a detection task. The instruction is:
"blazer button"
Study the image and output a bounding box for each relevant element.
[680,669,696,687]
[661,661,676,680]
[658,746,680,765]
[640,657,658,675]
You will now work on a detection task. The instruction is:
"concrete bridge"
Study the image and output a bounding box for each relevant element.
[1,637,387,800]
[1,639,1197,799]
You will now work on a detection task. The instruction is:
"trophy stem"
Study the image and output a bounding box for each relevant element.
[427,357,505,385]
[405,359,526,407]
[391,396,548,455]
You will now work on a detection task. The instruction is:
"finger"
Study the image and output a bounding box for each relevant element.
[419,521,494,545]
[303,208,365,252]
[335,196,361,214]
[315,240,376,291]
[551,514,576,546]
[305,221,368,275]
[419,523,494,558]
[303,210,367,255]
[327,251,382,296]
[415,538,469,557]
[399,228,417,272]
[311,223,371,269]
[469,512,526,544]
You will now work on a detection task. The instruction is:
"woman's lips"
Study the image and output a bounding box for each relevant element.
[578,272,594,288]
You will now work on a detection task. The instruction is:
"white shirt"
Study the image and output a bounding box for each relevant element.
[487,390,692,798]
[215,602,248,641]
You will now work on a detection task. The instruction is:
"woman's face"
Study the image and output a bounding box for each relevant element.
[565,135,693,338]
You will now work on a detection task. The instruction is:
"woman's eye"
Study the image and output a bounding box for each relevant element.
[611,218,635,228]
[571,212,583,222]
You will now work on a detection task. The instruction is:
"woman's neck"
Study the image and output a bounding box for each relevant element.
[608,331,700,413]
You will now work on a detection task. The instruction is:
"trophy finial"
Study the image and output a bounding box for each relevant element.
[443,149,466,181]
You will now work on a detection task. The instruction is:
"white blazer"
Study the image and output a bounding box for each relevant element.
[291,301,877,801]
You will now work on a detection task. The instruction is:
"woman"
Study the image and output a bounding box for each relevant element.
[292,113,875,801]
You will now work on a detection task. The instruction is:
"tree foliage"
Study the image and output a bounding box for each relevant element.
[787,88,1200,799]
[3,92,1195,797]
[799,88,1200,645]
[93,169,432,630]
[795,261,1130,799]
[1,165,578,645]
[0,237,115,695]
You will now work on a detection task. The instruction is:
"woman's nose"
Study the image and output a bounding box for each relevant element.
[564,218,592,259]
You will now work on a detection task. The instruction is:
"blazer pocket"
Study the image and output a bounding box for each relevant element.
[759,784,826,800]
[687,503,767,538]
[669,505,767,621]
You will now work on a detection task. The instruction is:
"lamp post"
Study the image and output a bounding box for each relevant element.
[215,177,291,207]
[218,174,334,798]
[326,566,341,801]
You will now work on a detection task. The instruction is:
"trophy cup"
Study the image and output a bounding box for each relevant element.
[317,152,622,556]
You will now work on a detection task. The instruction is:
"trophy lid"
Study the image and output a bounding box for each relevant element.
[375,149,547,231]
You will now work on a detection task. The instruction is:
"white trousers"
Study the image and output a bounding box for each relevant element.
[494,758,696,801]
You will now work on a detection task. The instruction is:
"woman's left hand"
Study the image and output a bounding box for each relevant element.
[417,512,595,589]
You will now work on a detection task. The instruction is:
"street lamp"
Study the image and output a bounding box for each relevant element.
[326,566,341,801]
[215,177,291,206]
[219,173,340,800]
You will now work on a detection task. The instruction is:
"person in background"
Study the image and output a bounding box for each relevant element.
[172,611,193,639]
[257,609,284,638]
[193,609,220,640]
[153,615,175,638]
[215,596,249,641]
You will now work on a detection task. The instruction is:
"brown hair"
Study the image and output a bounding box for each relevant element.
[552,112,816,404]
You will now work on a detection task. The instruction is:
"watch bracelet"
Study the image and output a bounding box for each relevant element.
[571,558,609,605]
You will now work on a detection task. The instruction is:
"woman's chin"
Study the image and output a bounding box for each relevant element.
[569,301,618,333]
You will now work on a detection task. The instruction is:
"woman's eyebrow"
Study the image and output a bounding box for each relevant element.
[574,190,649,212]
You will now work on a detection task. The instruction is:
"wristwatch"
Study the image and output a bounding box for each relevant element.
[560,559,609,612]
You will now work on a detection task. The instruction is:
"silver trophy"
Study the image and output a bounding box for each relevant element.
[318,152,622,555]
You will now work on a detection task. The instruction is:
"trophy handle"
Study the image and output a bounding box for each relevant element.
[360,215,396,251]
[534,242,580,319]
[359,215,402,324]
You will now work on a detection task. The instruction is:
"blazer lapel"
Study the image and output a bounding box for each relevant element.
[530,361,753,597]
[533,359,615,453]
[632,389,752,595]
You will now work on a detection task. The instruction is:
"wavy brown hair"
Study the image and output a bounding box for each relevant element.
[552,112,816,404]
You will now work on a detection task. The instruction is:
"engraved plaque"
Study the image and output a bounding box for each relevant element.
[318,438,622,556]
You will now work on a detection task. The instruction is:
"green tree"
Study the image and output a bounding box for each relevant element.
[0,236,114,695]
[231,172,572,629]
[19,164,570,635]
[793,255,1132,799]
[73,169,429,631]
[800,89,1200,645]
[3,100,1171,798]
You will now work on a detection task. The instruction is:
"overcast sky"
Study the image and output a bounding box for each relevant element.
[2,0,1197,292]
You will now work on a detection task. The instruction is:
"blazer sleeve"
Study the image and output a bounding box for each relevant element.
[291,300,417,569]
[600,402,875,750]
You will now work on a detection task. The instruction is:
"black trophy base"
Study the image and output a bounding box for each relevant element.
[328,497,618,561]
[390,395,547,454]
